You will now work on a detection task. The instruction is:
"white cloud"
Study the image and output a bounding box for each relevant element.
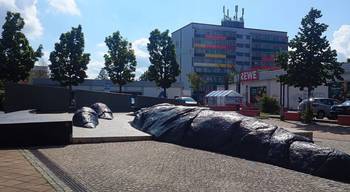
[135,66,148,79]
[97,51,105,57]
[97,42,106,48]
[331,25,350,62]
[132,38,151,79]
[87,60,104,79]
[132,38,149,59]
[48,0,80,16]
[0,0,43,39]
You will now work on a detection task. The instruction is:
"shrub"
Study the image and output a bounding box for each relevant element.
[260,96,280,114]
[0,91,3,111]
[300,105,313,123]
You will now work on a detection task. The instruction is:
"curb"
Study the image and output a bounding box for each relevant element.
[21,149,72,192]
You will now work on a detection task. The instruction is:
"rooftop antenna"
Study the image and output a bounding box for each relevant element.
[223,5,225,17]
[235,5,238,20]
[240,8,244,21]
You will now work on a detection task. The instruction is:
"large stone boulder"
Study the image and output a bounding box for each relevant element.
[72,107,99,128]
[90,102,113,120]
[132,104,350,183]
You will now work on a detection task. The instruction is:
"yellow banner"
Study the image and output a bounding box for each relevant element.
[193,63,234,68]
[205,54,226,59]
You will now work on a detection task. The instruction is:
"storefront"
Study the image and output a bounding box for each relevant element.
[238,67,335,110]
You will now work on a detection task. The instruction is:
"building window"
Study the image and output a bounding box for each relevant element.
[250,86,267,104]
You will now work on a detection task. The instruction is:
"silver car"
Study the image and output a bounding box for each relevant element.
[298,98,339,119]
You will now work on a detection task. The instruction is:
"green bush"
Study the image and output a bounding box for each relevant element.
[0,81,3,111]
[300,105,313,123]
[260,96,280,114]
[0,90,4,111]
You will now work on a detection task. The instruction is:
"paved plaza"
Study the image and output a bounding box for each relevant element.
[36,140,350,192]
[0,149,54,192]
[1,113,350,191]
[262,118,350,141]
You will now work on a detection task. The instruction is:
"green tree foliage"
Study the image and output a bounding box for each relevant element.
[0,12,42,83]
[49,25,90,93]
[278,8,344,122]
[139,70,150,81]
[187,72,205,92]
[147,29,180,98]
[104,31,136,92]
[260,95,280,114]
[96,68,109,80]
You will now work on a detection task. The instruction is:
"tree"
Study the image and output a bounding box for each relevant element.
[147,29,180,98]
[96,68,109,80]
[139,70,150,81]
[104,31,136,92]
[187,72,205,92]
[0,12,42,83]
[278,8,344,122]
[49,25,90,104]
[275,52,289,120]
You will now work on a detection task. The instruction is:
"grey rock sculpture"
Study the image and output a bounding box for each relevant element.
[132,103,350,183]
[90,102,113,120]
[72,107,99,128]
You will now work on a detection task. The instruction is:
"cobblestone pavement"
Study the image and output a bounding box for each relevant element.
[0,149,54,192]
[314,138,350,154]
[38,141,350,192]
[262,118,350,141]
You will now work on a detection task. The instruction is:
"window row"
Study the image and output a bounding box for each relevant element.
[194,38,236,46]
[195,29,235,37]
[194,57,235,64]
[236,43,250,48]
[251,33,287,42]
[194,67,232,74]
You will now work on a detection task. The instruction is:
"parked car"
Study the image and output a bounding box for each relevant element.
[175,97,198,106]
[298,98,339,119]
[330,100,350,118]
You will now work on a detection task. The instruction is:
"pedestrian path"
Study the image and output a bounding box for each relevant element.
[0,149,54,192]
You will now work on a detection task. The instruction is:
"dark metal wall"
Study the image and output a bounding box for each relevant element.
[4,83,175,113]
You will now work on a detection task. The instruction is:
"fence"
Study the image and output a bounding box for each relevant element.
[4,83,70,113]
[4,83,176,113]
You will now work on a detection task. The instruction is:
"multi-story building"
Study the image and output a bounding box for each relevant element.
[172,5,288,93]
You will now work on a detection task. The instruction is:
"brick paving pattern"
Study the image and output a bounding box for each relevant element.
[0,149,54,192]
[39,141,350,192]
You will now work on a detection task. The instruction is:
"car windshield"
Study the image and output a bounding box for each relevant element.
[342,101,350,106]
[181,97,195,102]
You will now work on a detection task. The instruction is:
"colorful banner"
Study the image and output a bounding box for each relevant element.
[205,34,226,40]
[205,54,226,59]
[194,62,234,68]
[194,44,234,50]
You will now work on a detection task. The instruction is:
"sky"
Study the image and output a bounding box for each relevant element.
[0,0,349,79]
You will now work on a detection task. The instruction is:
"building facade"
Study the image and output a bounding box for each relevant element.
[238,63,350,110]
[172,6,288,93]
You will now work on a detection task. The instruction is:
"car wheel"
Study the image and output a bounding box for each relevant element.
[317,111,325,119]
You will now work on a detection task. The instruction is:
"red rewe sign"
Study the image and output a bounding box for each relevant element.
[240,70,259,81]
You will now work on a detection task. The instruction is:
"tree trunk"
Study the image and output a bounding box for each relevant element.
[119,84,122,93]
[305,87,313,123]
[224,75,229,90]
[307,87,311,112]
[68,84,75,112]
[163,87,167,98]
[69,84,72,105]
[280,83,284,120]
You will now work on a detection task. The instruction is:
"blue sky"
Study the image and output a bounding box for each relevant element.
[0,0,350,78]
